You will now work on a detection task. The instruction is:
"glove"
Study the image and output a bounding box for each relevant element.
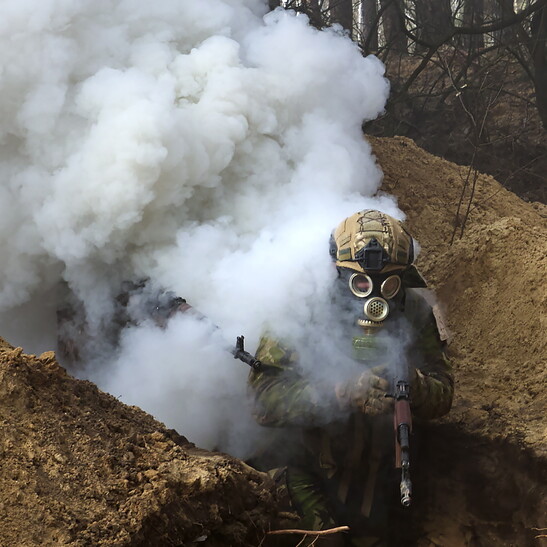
[409,368,430,409]
[335,368,393,416]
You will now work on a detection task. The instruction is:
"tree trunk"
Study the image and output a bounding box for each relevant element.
[414,0,453,50]
[461,0,485,53]
[330,0,353,33]
[268,0,281,10]
[531,7,547,128]
[362,0,379,52]
[380,0,407,53]
[491,0,519,45]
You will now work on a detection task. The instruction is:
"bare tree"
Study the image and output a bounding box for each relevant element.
[379,0,407,53]
[329,0,354,32]
[282,0,324,28]
[276,0,547,199]
[461,0,485,53]
[279,0,547,129]
[412,0,453,50]
[362,0,379,52]
[530,7,547,126]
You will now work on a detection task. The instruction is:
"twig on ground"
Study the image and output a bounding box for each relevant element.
[267,525,350,537]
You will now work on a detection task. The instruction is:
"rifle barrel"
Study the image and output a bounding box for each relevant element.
[393,380,412,507]
[400,467,412,507]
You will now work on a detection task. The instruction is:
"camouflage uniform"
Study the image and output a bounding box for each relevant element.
[248,210,454,545]
[248,289,453,546]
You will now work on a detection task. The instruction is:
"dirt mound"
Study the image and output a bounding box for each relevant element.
[371,135,546,455]
[371,136,546,545]
[0,340,276,546]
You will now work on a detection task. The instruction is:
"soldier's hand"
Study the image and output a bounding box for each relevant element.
[335,369,393,416]
[409,367,427,408]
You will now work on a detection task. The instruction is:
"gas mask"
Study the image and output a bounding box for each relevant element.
[338,269,403,328]
[329,210,427,361]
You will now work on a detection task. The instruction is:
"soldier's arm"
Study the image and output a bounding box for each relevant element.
[410,312,454,420]
[248,336,328,427]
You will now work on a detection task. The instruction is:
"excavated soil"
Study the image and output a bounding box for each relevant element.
[371,135,546,455]
[370,136,547,546]
[0,343,276,546]
[0,136,545,546]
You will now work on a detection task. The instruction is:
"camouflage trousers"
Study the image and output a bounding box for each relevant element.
[267,467,387,547]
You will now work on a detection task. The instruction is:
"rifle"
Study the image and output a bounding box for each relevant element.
[392,379,412,507]
[151,293,263,372]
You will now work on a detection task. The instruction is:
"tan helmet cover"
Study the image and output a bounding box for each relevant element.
[331,209,427,287]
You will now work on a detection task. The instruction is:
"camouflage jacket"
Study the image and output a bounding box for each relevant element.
[248,290,454,522]
[249,290,453,427]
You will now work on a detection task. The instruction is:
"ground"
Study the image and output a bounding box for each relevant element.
[0,136,545,546]
[0,344,276,546]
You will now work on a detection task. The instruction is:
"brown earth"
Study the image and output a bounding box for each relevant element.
[372,135,546,456]
[370,136,547,547]
[0,136,545,546]
[0,343,276,546]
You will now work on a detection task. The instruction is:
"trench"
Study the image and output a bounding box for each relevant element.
[406,423,547,547]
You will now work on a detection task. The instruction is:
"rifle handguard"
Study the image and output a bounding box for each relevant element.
[390,379,413,507]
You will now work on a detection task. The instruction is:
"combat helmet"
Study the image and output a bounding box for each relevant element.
[329,209,427,288]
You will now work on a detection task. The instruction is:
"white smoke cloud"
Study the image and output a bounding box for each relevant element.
[0,0,401,455]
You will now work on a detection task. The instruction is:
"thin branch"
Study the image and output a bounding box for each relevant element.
[436,44,501,105]
[267,525,350,536]
[389,1,545,99]
[449,62,507,242]
[450,152,477,245]
[505,43,536,80]
[392,46,438,99]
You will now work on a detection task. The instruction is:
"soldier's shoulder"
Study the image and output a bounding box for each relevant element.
[405,289,451,343]
[256,335,297,368]
[431,303,451,344]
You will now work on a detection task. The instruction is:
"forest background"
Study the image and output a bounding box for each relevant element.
[272,0,547,206]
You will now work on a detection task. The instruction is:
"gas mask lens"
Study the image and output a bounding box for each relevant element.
[381,275,401,299]
[349,273,373,298]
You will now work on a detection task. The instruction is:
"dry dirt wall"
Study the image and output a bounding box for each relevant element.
[0,340,277,546]
[370,135,546,456]
[370,136,547,546]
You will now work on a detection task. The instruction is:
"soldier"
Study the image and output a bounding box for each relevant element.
[248,210,453,546]
[57,279,191,365]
